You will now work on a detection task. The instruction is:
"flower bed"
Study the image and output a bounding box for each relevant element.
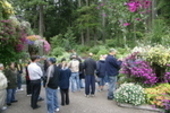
[116,45,170,113]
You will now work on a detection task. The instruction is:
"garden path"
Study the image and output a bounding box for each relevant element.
[3,85,157,113]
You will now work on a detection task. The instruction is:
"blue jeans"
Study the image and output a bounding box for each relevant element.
[6,88,16,104]
[98,77,105,86]
[70,72,79,92]
[108,76,117,98]
[17,73,22,89]
[45,88,59,113]
[79,79,85,88]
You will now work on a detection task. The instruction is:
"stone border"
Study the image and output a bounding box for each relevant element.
[117,103,163,112]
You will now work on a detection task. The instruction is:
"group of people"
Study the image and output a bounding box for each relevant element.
[0,48,122,113]
[0,62,24,112]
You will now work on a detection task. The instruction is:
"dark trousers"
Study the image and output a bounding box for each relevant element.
[30,79,41,108]
[26,80,32,95]
[60,88,69,105]
[85,75,95,95]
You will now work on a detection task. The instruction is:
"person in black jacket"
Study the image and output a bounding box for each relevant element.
[83,53,96,97]
[59,61,71,106]
[96,55,106,91]
[45,58,60,113]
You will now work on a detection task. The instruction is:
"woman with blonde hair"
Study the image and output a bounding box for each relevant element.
[59,59,71,106]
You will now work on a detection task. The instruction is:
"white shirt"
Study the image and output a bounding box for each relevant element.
[0,70,7,90]
[28,62,43,80]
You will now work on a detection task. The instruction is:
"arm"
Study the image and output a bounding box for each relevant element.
[109,57,122,70]
[45,66,52,87]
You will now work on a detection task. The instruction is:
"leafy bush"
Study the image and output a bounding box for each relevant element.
[50,47,65,57]
[76,45,90,53]
[115,83,146,105]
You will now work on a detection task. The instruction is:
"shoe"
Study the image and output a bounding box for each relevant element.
[11,100,18,103]
[1,106,7,111]
[7,103,11,106]
[27,94,32,96]
[17,88,24,91]
[33,105,41,109]
[38,97,44,101]
[55,108,59,112]
[91,94,95,97]
[107,97,113,100]
[61,104,65,106]
[85,95,89,98]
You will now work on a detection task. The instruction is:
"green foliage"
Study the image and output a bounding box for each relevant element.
[75,45,90,53]
[50,47,65,57]
[115,83,146,105]
[50,28,76,51]
[145,19,169,43]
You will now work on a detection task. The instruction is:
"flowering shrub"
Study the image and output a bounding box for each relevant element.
[0,0,14,19]
[121,45,170,85]
[0,18,28,64]
[115,83,146,105]
[121,52,157,86]
[145,83,170,112]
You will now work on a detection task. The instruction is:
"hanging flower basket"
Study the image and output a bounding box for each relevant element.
[26,35,51,55]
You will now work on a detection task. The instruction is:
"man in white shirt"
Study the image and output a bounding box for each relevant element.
[28,55,43,109]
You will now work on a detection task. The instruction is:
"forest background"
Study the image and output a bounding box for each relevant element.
[1,0,170,60]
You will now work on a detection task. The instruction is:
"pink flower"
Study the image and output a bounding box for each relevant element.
[123,23,131,26]
[135,18,141,21]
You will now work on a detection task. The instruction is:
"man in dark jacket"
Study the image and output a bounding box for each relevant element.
[83,53,96,97]
[105,49,122,100]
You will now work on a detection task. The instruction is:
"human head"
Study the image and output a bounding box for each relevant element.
[48,57,56,65]
[109,48,117,55]
[61,58,66,62]
[89,53,93,57]
[10,62,16,69]
[0,63,4,70]
[30,55,39,62]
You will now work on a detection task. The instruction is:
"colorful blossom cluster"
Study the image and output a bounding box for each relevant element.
[125,0,152,12]
[121,52,157,86]
[26,35,51,53]
[145,83,170,112]
[0,19,27,52]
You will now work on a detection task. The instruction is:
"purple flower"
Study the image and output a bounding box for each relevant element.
[123,23,131,26]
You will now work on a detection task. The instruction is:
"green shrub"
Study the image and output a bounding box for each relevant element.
[50,47,65,57]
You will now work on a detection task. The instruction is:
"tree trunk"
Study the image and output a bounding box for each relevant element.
[39,5,44,37]
[101,0,106,42]
[81,32,84,45]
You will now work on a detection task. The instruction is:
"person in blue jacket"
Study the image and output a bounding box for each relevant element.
[105,49,122,100]
[96,55,106,91]
[59,60,71,106]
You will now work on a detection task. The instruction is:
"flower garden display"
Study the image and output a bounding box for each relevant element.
[117,45,170,112]
[115,83,146,105]
[26,35,51,55]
